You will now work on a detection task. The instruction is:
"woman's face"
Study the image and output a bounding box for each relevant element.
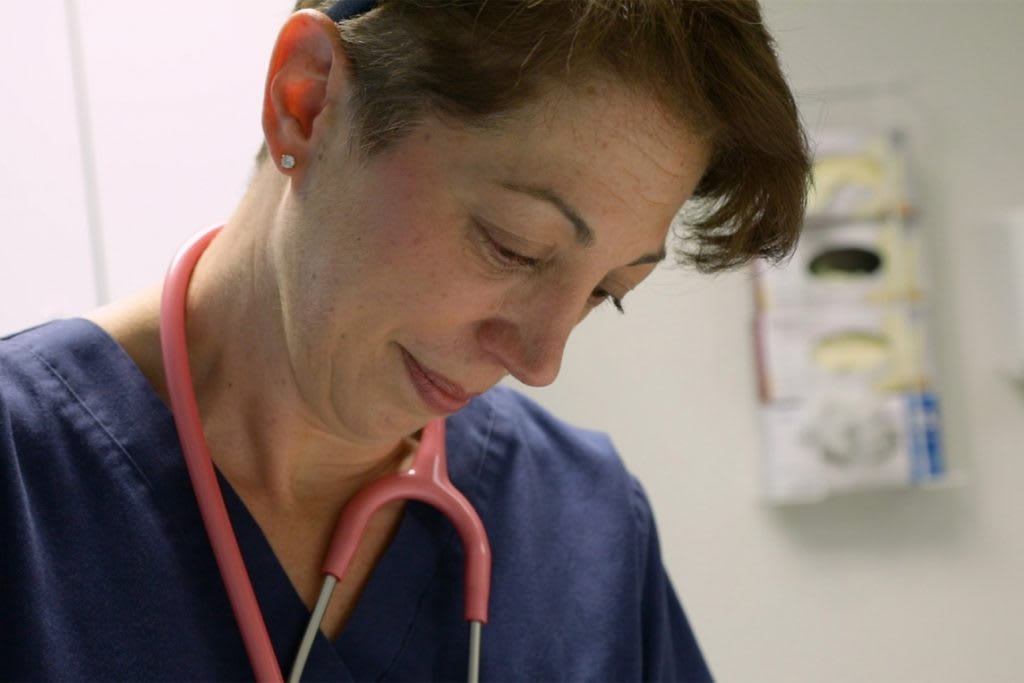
[272,79,710,444]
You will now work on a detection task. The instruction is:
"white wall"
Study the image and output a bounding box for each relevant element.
[0,1,95,331]
[516,3,1024,681]
[2,2,1022,681]
[71,1,292,297]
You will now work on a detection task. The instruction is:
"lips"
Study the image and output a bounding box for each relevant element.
[400,347,477,414]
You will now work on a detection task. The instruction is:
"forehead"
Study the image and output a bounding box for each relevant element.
[450,79,710,234]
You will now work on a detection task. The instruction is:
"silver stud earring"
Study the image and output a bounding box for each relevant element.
[281,154,296,169]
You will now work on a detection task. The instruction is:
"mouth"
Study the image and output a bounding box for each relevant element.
[400,346,477,414]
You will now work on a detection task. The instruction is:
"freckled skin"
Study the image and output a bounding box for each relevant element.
[72,42,713,638]
[271,80,711,446]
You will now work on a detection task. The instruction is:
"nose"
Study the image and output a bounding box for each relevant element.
[476,291,582,387]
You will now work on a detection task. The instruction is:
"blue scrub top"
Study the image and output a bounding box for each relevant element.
[0,319,712,682]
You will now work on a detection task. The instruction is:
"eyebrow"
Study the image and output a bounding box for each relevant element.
[500,182,667,267]
[626,248,667,267]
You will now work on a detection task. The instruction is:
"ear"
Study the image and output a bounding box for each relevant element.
[262,9,352,179]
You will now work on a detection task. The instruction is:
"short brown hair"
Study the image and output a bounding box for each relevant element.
[263,0,811,272]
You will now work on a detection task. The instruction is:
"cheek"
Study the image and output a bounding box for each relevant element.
[351,160,510,325]
[365,211,473,305]
[366,166,455,266]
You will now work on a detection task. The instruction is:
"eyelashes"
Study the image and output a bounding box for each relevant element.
[475,221,626,314]
[592,288,625,314]
[480,229,542,272]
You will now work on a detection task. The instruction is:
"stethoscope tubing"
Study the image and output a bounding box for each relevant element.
[162,225,491,682]
[159,4,490,680]
[288,581,482,683]
[290,416,490,681]
[161,226,283,682]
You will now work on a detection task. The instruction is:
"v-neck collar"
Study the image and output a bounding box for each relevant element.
[27,318,498,682]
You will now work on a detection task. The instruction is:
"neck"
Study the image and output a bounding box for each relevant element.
[88,164,411,512]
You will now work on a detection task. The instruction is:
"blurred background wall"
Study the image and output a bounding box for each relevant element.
[2,1,1022,680]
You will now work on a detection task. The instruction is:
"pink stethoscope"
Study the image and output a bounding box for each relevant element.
[159,225,492,683]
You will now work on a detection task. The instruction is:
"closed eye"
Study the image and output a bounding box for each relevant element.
[476,219,626,313]
[476,221,543,271]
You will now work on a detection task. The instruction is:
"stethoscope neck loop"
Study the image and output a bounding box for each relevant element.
[160,225,284,683]
[161,225,491,682]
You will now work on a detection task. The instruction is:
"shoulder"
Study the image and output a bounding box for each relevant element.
[0,321,99,490]
[449,387,713,681]
[484,384,620,456]
[454,384,638,505]
[1,318,108,386]
[0,318,167,486]
[472,385,626,471]
[449,384,649,550]
[0,319,111,431]
[0,321,72,439]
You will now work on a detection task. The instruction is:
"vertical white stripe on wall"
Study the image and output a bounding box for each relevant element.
[63,0,110,306]
[0,0,96,335]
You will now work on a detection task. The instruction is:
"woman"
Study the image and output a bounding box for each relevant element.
[0,0,809,680]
